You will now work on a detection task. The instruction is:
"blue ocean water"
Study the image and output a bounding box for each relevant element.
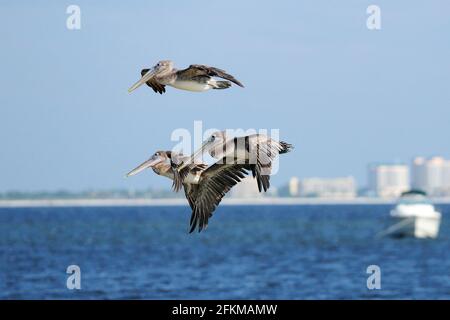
[0,204,449,299]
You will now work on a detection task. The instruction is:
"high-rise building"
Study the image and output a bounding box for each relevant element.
[368,163,410,198]
[411,156,450,196]
[289,177,299,197]
[298,176,356,198]
[443,161,450,196]
[411,157,427,190]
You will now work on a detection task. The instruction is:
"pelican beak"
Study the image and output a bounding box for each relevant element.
[192,141,210,162]
[179,141,210,170]
[128,67,157,93]
[126,157,162,177]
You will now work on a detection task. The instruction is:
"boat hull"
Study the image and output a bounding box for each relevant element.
[390,215,441,239]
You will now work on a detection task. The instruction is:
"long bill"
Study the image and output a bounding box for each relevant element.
[128,68,157,93]
[126,157,162,177]
[178,141,210,170]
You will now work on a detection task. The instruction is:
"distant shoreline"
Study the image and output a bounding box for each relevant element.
[1,197,450,208]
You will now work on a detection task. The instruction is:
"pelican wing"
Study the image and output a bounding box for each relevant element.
[250,135,287,192]
[189,161,250,233]
[249,136,292,192]
[249,135,292,172]
[221,155,270,193]
[141,69,166,94]
[251,163,271,193]
[177,65,244,87]
[172,166,187,192]
[170,154,186,192]
[183,183,199,210]
[171,154,207,192]
[172,163,206,192]
[221,135,292,192]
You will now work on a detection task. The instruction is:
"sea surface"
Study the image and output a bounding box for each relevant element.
[0,204,449,299]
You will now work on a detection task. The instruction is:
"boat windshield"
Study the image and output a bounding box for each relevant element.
[398,195,432,205]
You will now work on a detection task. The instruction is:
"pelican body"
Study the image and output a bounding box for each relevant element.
[126,151,251,233]
[128,60,244,94]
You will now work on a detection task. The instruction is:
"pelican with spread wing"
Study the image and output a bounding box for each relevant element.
[179,131,293,192]
[126,150,251,233]
[128,60,244,94]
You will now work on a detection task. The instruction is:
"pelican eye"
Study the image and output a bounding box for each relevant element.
[210,135,216,142]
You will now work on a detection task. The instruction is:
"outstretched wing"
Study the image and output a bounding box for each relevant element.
[247,134,291,180]
[221,155,270,193]
[176,65,244,87]
[141,69,166,94]
[189,161,250,233]
[250,163,271,193]
[183,183,199,210]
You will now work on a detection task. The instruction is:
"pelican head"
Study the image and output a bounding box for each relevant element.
[128,60,174,93]
[126,150,171,177]
[188,131,227,165]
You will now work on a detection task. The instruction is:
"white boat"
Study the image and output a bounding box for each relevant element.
[384,190,441,239]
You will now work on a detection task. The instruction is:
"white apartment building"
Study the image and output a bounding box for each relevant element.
[288,177,299,197]
[412,156,450,196]
[298,176,356,198]
[368,164,410,198]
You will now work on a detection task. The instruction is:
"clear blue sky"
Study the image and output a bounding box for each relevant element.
[1,1,449,192]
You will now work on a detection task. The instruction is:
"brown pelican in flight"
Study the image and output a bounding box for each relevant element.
[128,60,244,94]
[126,150,251,233]
[179,131,293,192]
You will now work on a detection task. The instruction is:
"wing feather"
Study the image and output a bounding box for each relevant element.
[183,183,198,210]
[247,135,287,183]
[177,65,244,87]
[141,69,166,94]
[189,161,250,233]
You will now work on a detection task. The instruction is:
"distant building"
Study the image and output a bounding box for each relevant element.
[230,176,262,198]
[412,156,450,197]
[412,157,427,191]
[368,163,410,198]
[289,177,299,197]
[298,176,356,198]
